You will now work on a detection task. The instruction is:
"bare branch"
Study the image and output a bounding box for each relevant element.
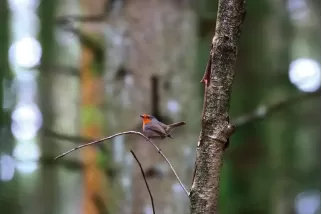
[54,131,189,196]
[130,150,155,214]
[233,91,321,127]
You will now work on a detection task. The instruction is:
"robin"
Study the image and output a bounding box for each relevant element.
[140,114,186,139]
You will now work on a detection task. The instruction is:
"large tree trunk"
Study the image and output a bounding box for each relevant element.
[38,1,82,214]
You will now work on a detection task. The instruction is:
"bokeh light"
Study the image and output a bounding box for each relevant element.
[11,103,42,140]
[295,191,320,214]
[167,99,181,114]
[8,0,40,12]
[172,182,183,194]
[13,141,39,174]
[143,204,153,214]
[9,37,42,68]
[15,161,38,175]
[286,0,309,21]
[10,12,40,40]
[0,154,15,181]
[13,141,40,161]
[288,58,321,92]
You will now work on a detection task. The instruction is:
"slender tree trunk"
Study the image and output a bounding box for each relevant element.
[190,0,246,213]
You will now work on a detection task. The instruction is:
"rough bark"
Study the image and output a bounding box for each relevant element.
[189,0,246,214]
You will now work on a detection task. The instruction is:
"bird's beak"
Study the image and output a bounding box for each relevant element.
[140,115,144,118]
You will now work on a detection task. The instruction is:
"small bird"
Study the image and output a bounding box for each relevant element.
[140,114,186,139]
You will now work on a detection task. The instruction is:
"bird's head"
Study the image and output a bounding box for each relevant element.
[140,114,156,124]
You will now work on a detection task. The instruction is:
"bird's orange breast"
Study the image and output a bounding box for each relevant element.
[142,118,152,129]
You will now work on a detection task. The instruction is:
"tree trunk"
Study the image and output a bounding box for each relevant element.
[79,1,110,214]
[190,0,246,213]
[37,2,61,214]
[38,1,83,214]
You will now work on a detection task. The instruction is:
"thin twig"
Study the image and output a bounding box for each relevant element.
[54,131,189,196]
[130,150,155,214]
[233,91,320,127]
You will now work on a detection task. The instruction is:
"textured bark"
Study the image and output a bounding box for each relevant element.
[189,0,246,214]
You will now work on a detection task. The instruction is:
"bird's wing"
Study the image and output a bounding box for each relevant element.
[145,124,167,137]
[157,122,168,129]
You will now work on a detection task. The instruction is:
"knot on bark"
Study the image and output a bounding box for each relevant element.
[209,123,236,145]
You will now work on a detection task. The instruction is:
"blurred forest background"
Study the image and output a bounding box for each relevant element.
[0,0,320,214]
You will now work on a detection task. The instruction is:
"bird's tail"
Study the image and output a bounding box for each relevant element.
[168,121,186,129]
[166,121,186,138]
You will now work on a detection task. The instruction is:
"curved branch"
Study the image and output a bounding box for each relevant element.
[54,131,189,196]
[130,150,155,214]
